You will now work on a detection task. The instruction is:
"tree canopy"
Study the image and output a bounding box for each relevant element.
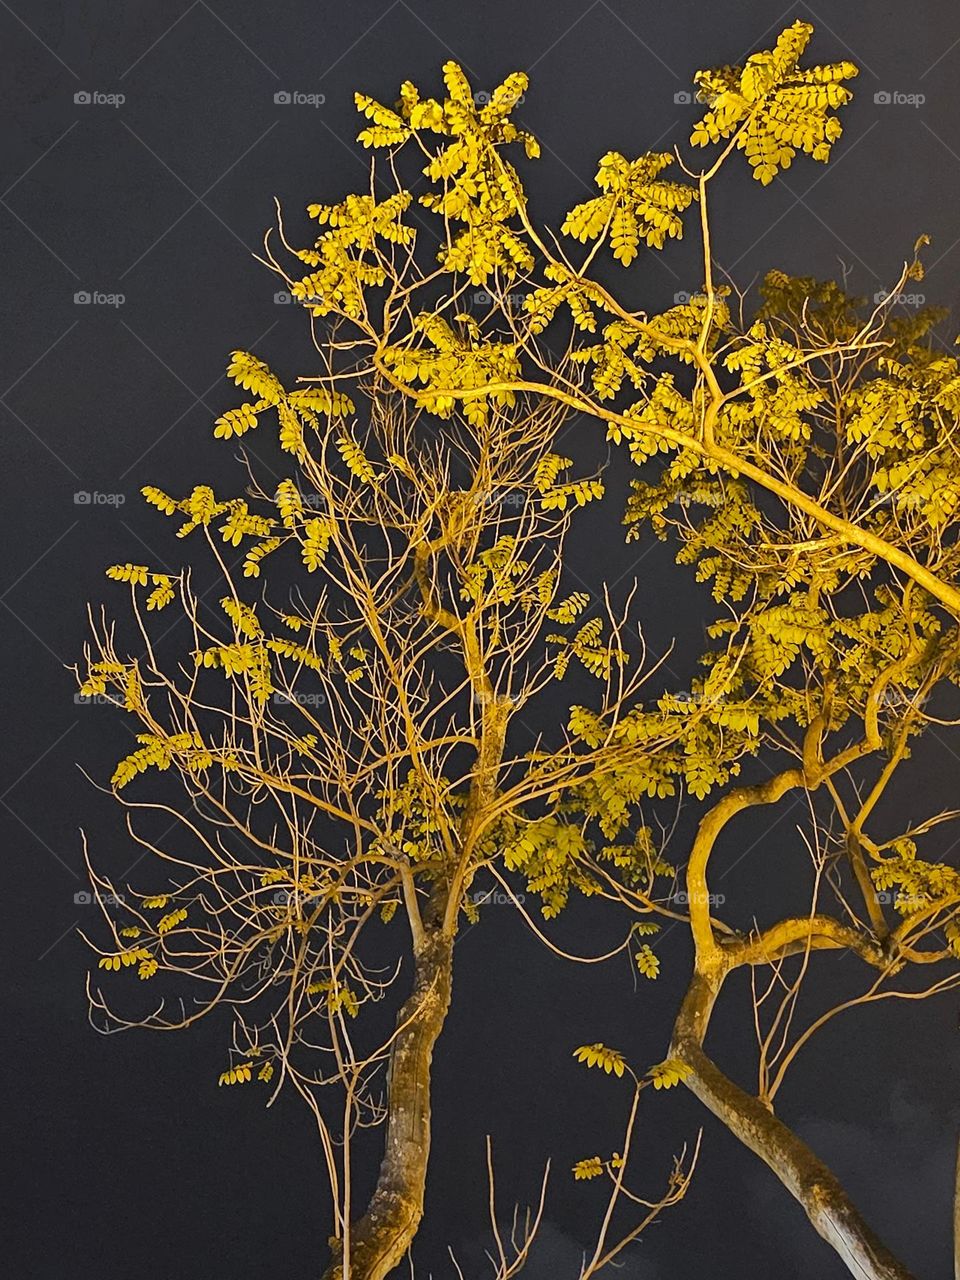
[77,20,960,1280]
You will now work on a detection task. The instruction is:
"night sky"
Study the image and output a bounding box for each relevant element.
[3,2,960,1276]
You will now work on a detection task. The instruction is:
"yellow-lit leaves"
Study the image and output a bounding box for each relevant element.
[690,22,857,184]
[290,387,356,417]
[562,152,696,261]
[111,731,237,789]
[573,1043,626,1077]
[547,592,590,624]
[176,485,230,536]
[275,479,303,529]
[77,664,118,700]
[635,944,660,979]
[540,478,604,512]
[848,354,960,528]
[266,637,324,672]
[296,190,412,316]
[534,452,604,511]
[98,947,151,972]
[355,64,537,285]
[302,516,334,572]
[107,563,177,614]
[524,263,606,336]
[328,984,360,1018]
[218,1062,253,1087]
[501,816,592,918]
[106,563,148,586]
[157,907,187,934]
[461,535,529,605]
[549,617,627,681]
[221,596,262,638]
[572,1154,624,1181]
[146,574,175,611]
[384,318,522,426]
[308,979,360,1018]
[214,401,267,440]
[647,1058,693,1090]
[242,537,282,579]
[534,453,572,492]
[220,503,274,548]
[336,433,376,485]
[141,486,178,516]
[354,92,411,148]
[216,352,353,454]
[226,350,284,402]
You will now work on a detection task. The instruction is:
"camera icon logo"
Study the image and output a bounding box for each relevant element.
[74,490,92,504]
[874,90,891,105]
[73,890,93,904]
[674,90,692,105]
[74,90,91,105]
[274,90,291,105]
[674,290,692,304]
[274,290,292,305]
[74,290,91,304]
[474,90,491,105]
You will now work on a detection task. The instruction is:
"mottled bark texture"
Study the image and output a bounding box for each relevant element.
[323,928,454,1280]
[672,971,916,1280]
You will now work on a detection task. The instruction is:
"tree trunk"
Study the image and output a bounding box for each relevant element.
[323,928,454,1280]
[671,970,916,1280]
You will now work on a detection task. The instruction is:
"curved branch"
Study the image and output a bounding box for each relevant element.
[671,971,916,1280]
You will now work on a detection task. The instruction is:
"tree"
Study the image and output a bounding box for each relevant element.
[77,18,960,1280]
[78,257,698,1279]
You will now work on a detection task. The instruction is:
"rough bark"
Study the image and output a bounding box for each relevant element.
[323,927,454,1280]
[671,970,916,1280]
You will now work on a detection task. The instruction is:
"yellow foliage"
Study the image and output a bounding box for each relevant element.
[573,1043,626,1077]
[647,1058,693,1089]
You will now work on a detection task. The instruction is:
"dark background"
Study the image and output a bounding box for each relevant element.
[3,2,960,1276]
